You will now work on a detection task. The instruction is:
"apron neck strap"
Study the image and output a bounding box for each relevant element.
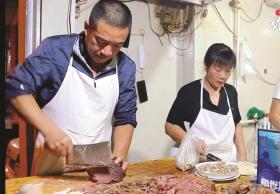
[69,56,73,67]
[113,56,118,72]
[201,78,231,109]
[223,86,231,109]
[200,79,204,108]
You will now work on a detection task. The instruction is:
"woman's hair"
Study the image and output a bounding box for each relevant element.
[89,0,132,30]
[204,43,236,69]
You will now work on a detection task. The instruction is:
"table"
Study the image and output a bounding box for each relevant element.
[6,158,251,194]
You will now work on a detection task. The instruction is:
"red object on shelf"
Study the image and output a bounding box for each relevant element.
[276,9,280,16]
[5,138,20,179]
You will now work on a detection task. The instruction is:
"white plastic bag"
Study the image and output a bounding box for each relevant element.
[176,133,199,171]
[239,40,256,77]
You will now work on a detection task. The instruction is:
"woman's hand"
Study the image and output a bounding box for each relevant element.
[193,138,207,156]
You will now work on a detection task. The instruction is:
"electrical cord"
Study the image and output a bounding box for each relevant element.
[168,8,205,39]
[211,3,237,37]
[143,0,165,46]
[168,13,205,53]
[120,1,205,51]
[254,67,276,86]
[162,4,193,35]
[167,32,192,51]
[240,0,264,23]
[120,0,165,46]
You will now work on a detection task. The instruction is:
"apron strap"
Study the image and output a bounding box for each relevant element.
[201,78,231,110]
[69,56,73,67]
[223,86,231,110]
[114,56,118,73]
[200,79,203,108]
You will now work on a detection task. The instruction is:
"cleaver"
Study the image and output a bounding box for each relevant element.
[72,141,112,167]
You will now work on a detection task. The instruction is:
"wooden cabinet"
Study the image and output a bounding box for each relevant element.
[5,0,33,178]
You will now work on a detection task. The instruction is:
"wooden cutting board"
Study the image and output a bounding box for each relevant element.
[5,158,250,194]
[6,158,180,193]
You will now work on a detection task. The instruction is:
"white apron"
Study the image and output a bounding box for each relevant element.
[189,79,236,161]
[31,54,119,175]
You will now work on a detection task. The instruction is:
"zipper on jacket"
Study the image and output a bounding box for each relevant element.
[93,78,96,88]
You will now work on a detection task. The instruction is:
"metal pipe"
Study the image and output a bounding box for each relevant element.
[229,0,240,89]
[25,0,33,56]
[25,0,41,56]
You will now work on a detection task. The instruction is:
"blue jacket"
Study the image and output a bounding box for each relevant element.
[6,33,137,127]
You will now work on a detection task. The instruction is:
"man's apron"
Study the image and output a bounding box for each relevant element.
[31,54,119,175]
[189,79,237,161]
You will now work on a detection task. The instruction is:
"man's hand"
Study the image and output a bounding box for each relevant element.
[111,154,128,172]
[112,124,134,172]
[44,129,73,164]
[10,95,74,163]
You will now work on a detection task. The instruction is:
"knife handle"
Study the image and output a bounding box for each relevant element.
[206,153,221,161]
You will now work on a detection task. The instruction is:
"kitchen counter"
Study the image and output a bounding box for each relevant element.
[6,158,251,193]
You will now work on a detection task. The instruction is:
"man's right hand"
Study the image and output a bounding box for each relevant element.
[44,129,74,164]
[10,95,74,164]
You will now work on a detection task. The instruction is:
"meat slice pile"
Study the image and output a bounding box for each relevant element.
[81,174,216,194]
[217,182,277,194]
[86,162,125,184]
[219,182,251,194]
[156,174,216,194]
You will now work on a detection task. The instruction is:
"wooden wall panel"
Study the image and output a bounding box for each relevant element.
[17,0,27,177]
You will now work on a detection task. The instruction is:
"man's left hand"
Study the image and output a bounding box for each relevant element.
[111,154,128,172]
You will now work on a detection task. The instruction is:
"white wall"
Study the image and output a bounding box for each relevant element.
[41,0,70,38]
[41,0,279,163]
[194,0,280,119]
[238,0,280,118]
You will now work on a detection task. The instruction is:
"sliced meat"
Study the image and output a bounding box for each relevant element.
[156,174,216,194]
[80,184,108,193]
[227,182,251,194]
[86,162,125,184]
[83,174,216,194]
[256,187,277,194]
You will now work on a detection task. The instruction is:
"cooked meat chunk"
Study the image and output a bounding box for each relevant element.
[87,162,125,184]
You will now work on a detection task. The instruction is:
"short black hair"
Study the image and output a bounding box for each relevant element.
[89,0,132,30]
[204,43,236,69]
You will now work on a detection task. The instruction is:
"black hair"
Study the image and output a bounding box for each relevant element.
[204,43,236,69]
[89,0,132,30]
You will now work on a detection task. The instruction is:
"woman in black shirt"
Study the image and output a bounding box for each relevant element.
[165,43,247,161]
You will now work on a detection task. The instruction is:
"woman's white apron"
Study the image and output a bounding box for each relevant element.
[170,79,236,161]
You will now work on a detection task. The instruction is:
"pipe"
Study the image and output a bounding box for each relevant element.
[229,0,240,89]
[25,0,33,56]
[25,0,41,56]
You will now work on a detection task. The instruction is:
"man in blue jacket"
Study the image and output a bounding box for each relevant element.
[6,0,137,175]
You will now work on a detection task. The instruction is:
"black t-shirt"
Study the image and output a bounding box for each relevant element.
[166,79,241,130]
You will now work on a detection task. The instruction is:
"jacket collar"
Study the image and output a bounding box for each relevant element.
[72,32,117,73]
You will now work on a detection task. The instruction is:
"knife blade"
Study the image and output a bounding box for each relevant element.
[72,141,112,167]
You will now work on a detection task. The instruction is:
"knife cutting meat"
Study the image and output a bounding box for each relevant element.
[72,141,112,167]
[65,141,112,171]
[65,141,125,184]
